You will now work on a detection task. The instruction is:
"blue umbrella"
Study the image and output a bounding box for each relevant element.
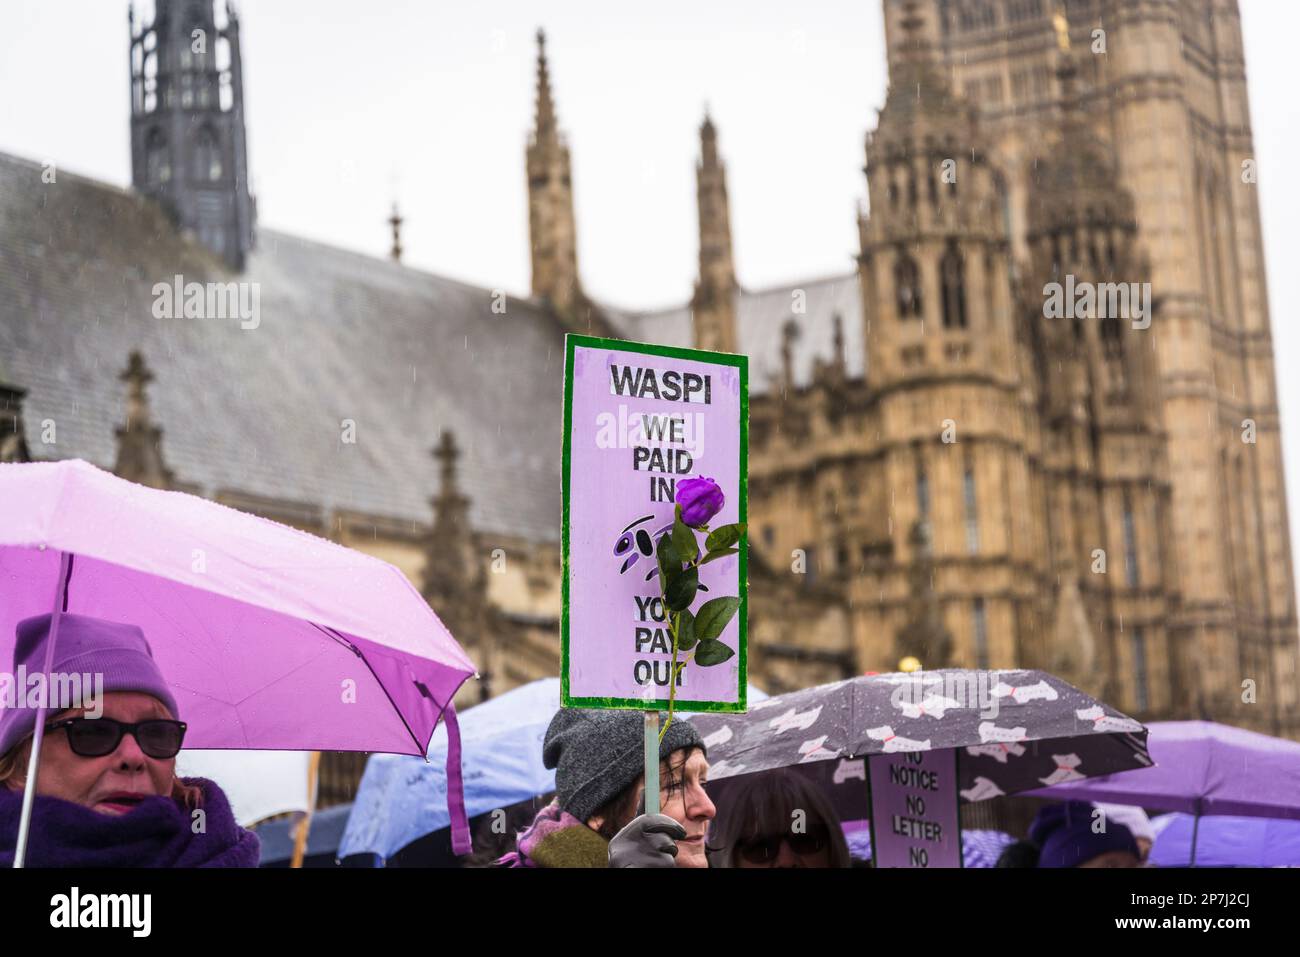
[254,803,355,867]
[339,677,767,861]
[1149,813,1300,868]
[339,678,558,861]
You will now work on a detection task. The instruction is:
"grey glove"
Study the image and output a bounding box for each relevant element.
[608,813,687,868]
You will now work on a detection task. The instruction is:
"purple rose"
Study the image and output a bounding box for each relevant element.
[676,476,725,528]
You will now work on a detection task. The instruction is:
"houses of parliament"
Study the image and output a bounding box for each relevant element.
[1,0,1295,803]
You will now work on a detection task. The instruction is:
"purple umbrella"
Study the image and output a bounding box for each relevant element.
[1024,721,1300,819]
[1150,813,1300,868]
[1023,721,1300,865]
[0,460,478,865]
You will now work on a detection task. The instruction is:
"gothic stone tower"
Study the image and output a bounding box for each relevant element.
[129,0,255,269]
[908,0,1298,735]
[524,29,619,337]
[1019,44,1179,711]
[854,1,1035,676]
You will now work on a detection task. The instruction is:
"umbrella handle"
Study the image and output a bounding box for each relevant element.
[14,551,74,869]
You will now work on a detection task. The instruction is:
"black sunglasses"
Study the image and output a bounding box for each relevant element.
[738,827,828,865]
[45,717,187,760]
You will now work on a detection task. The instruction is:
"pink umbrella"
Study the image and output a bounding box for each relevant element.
[0,459,477,865]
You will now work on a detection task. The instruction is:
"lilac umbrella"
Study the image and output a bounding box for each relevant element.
[1149,813,1300,868]
[1023,721,1300,865]
[1023,721,1300,820]
[0,460,478,865]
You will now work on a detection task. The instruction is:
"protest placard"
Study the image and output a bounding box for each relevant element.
[561,334,747,712]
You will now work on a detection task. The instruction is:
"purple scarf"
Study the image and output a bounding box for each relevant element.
[0,776,260,868]
[498,799,596,868]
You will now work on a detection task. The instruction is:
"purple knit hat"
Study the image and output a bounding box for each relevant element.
[1030,800,1138,868]
[0,613,179,756]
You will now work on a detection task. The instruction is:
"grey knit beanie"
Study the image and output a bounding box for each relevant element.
[543,709,706,824]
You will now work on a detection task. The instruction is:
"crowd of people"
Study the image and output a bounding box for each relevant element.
[1,612,1148,869]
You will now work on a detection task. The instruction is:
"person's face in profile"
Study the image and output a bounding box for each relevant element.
[657,748,715,868]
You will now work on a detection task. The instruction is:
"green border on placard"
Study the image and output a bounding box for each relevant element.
[560,333,748,712]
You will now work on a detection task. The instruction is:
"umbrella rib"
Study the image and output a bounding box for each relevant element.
[315,624,429,756]
[112,568,249,736]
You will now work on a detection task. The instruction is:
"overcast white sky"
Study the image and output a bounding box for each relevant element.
[2,1,1298,598]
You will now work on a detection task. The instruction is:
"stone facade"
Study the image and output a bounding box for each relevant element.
[739,1,1298,737]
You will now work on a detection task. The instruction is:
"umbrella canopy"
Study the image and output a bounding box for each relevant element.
[0,460,477,853]
[340,677,769,861]
[1022,721,1300,820]
[1149,812,1300,868]
[689,669,1150,802]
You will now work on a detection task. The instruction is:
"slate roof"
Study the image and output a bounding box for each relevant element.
[0,150,865,545]
[0,152,569,543]
[603,272,864,393]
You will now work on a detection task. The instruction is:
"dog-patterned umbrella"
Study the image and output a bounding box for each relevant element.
[691,668,1149,802]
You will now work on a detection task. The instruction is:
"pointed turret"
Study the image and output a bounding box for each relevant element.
[691,108,739,353]
[526,29,581,320]
[114,351,173,489]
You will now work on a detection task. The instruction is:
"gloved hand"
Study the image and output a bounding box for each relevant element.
[608,813,687,868]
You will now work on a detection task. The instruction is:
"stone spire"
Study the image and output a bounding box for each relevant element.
[421,430,498,701]
[691,108,739,354]
[388,202,404,263]
[526,28,581,320]
[427,430,476,572]
[422,433,485,618]
[114,351,173,489]
[533,29,559,149]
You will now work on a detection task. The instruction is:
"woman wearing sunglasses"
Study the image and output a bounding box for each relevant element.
[0,613,259,867]
[708,768,851,868]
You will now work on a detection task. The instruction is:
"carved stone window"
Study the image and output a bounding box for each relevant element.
[963,467,979,553]
[895,250,923,319]
[194,125,222,181]
[941,242,967,328]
